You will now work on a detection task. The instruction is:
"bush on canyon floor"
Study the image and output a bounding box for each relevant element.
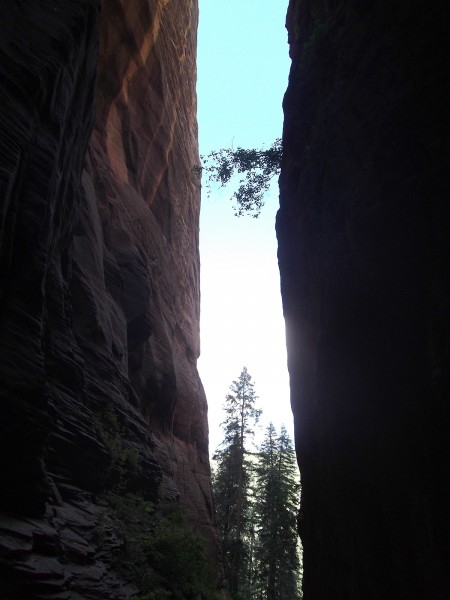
[93,408,219,598]
[96,488,218,599]
[137,500,219,599]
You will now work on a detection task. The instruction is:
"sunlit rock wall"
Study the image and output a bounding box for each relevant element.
[0,1,217,597]
[277,1,450,598]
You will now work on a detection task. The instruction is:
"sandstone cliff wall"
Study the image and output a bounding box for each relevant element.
[278,1,450,598]
[0,1,216,598]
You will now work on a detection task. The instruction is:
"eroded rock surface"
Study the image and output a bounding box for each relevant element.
[278,1,450,598]
[0,1,217,598]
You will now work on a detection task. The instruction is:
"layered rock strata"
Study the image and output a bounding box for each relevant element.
[278,1,450,598]
[0,1,216,598]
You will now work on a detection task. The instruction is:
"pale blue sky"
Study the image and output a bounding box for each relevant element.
[196,0,291,453]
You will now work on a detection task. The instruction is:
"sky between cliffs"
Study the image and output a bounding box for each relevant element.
[196,0,291,454]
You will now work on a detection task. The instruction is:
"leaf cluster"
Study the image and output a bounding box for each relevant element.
[197,139,282,217]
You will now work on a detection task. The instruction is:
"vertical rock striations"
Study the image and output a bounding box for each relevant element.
[0,1,217,598]
[278,1,450,598]
[85,0,213,542]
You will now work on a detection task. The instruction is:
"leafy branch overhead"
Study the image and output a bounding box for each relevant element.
[195,138,282,218]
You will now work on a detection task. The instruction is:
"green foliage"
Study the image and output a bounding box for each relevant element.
[103,491,155,586]
[97,491,218,599]
[196,139,282,218]
[94,405,142,492]
[93,408,219,598]
[214,444,254,599]
[220,367,262,449]
[213,368,262,599]
[213,403,303,599]
[253,424,302,600]
[143,501,218,599]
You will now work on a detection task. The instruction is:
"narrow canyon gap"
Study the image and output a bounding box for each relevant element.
[278,1,450,599]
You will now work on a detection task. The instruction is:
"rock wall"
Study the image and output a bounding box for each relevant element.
[0,1,217,598]
[277,1,450,598]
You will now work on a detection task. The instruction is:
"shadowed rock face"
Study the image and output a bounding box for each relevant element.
[0,1,217,597]
[277,1,450,598]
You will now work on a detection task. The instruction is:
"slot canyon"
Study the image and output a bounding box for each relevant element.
[0,1,448,599]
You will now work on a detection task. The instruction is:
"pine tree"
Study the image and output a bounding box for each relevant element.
[253,424,302,600]
[213,367,262,599]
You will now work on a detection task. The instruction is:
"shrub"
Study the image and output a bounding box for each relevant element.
[96,492,219,599]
